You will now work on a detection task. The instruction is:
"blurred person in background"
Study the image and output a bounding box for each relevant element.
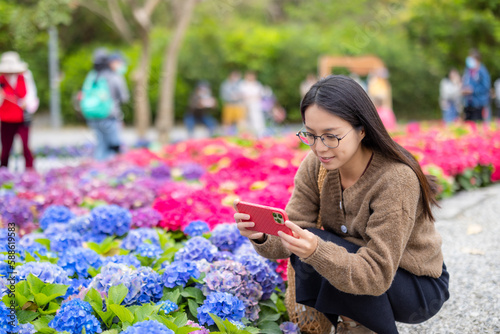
[462,48,490,121]
[220,71,245,135]
[439,68,462,123]
[240,71,265,138]
[0,51,37,170]
[184,81,217,138]
[367,67,392,111]
[80,48,129,161]
[373,96,397,132]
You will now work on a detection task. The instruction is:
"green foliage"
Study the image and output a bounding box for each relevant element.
[86,236,121,256]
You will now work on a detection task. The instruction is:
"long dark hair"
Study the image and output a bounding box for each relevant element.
[301,75,439,221]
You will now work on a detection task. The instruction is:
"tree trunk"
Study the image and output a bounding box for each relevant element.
[155,0,198,144]
[132,29,151,138]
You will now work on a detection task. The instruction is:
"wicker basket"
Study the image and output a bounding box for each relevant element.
[285,165,333,334]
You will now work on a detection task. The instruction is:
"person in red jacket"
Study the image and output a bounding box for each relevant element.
[0,51,34,170]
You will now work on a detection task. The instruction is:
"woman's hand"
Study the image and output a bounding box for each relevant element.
[233,199,266,242]
[278,221,318,258]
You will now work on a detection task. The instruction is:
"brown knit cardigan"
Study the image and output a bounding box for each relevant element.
[251,151,444,296]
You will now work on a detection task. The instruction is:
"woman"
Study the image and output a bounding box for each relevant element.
[235,75,449,333]
[0,51,35,170]
[439,69,462,123]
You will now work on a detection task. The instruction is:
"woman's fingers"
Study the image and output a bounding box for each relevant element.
[278,221,318,258]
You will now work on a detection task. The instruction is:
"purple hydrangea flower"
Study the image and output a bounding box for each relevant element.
[89,205,131,236]
[157,300,178,313]
[130,207,162,229]
[181,163,205,180]
[58,247,103,278]
[121,228,159,251]
[39,205,76,230]
[161,261,200,288]
[200,260,263,321]
[236,253,283,300]
[0,167,14,185]
[102,255,141,268]
[185,320,210,334]
[197,292,245,326]
[209,223,246,252]
[17,262,70,285]
[183,220,210,237]
[150,164,171,179]
[0,302,19,333]
[49,232,83,253]
[49,299,102,334]
[174,237,217,262]
[121,320,173,334]
[0,194,34,229]
[135,243,163,259]
[280,321,301,334]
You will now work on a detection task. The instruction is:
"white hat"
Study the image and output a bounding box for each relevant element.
[0,52,28,74]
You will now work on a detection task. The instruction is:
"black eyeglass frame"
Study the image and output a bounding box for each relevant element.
[296,127,354,148]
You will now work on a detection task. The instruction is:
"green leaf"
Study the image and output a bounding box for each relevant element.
[258,321,282,333]
[210,314,227,332]
[257,309,281,324]
[38,301,60,315]
[187,299,199,318]
[16,310,39,323]
[84,288,103,310]
[108,284,129,305]
[181,287,204,303]
[133,303,155,323]
[33,315,56,333]
[40,283,69,300]
[173,312,188,327]
[258,299,278,312]
[109,304,134,323]
[24,252,38,263]
[34,238,51,250]
[163,288,182,304]
[101,330,119,334]
[27,273,45,294]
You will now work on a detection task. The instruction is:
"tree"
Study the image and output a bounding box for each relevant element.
[75,0,162,138]
[155,0,198,144]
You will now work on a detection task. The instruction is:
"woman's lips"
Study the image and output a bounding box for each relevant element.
[319,156,334,163]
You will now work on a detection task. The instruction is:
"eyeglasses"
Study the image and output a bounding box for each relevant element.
[296,127,354,148]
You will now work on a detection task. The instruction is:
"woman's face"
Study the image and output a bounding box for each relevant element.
[303,104,365,171]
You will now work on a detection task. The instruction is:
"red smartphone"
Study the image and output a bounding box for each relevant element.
[235,201,292,237]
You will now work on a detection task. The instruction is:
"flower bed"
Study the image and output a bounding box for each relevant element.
[1,122,499,333]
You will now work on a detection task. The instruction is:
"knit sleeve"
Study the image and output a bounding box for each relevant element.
[251,151,320,259]
[301,164,421,296]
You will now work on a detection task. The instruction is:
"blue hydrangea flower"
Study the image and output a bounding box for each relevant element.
[49,299,102,334]
[135,243,163,259]
[236,253,283,300]
[18,322,36,334]
[18,242,48,261]
[102,255,141,268]
[39,205,75,230]
[121,320,173,334]
[209,223,247,252]
[157,300,178,313]
[0,302,19,333]
[82,231,109,244]
[65,277,92,298]
[89,263,143,306]
[280,321,301,334]
[121,228,160,251]
[174,237,217,262]
[49,232,83,253]
[17,262,70,285]
[161,260,200,288]
[197,292,245,326]
[68,215,92,235]
[0,254,12,278]
[58,247,103,278]
[41,222,71,238]
[19,232,44,247]
[0,277,9,298]
[135,266,163,304]
[213,251,235,261]
[183,220,210,237]
[89,205,131,236]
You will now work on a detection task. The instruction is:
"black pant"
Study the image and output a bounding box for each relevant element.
[464,106,483,121]
[290,228,450,334]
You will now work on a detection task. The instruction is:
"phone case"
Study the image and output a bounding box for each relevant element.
[236,201,292,236]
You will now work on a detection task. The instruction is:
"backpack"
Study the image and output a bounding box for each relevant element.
[80,71,113,119]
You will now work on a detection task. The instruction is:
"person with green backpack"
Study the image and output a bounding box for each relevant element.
[80,48,129,161]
